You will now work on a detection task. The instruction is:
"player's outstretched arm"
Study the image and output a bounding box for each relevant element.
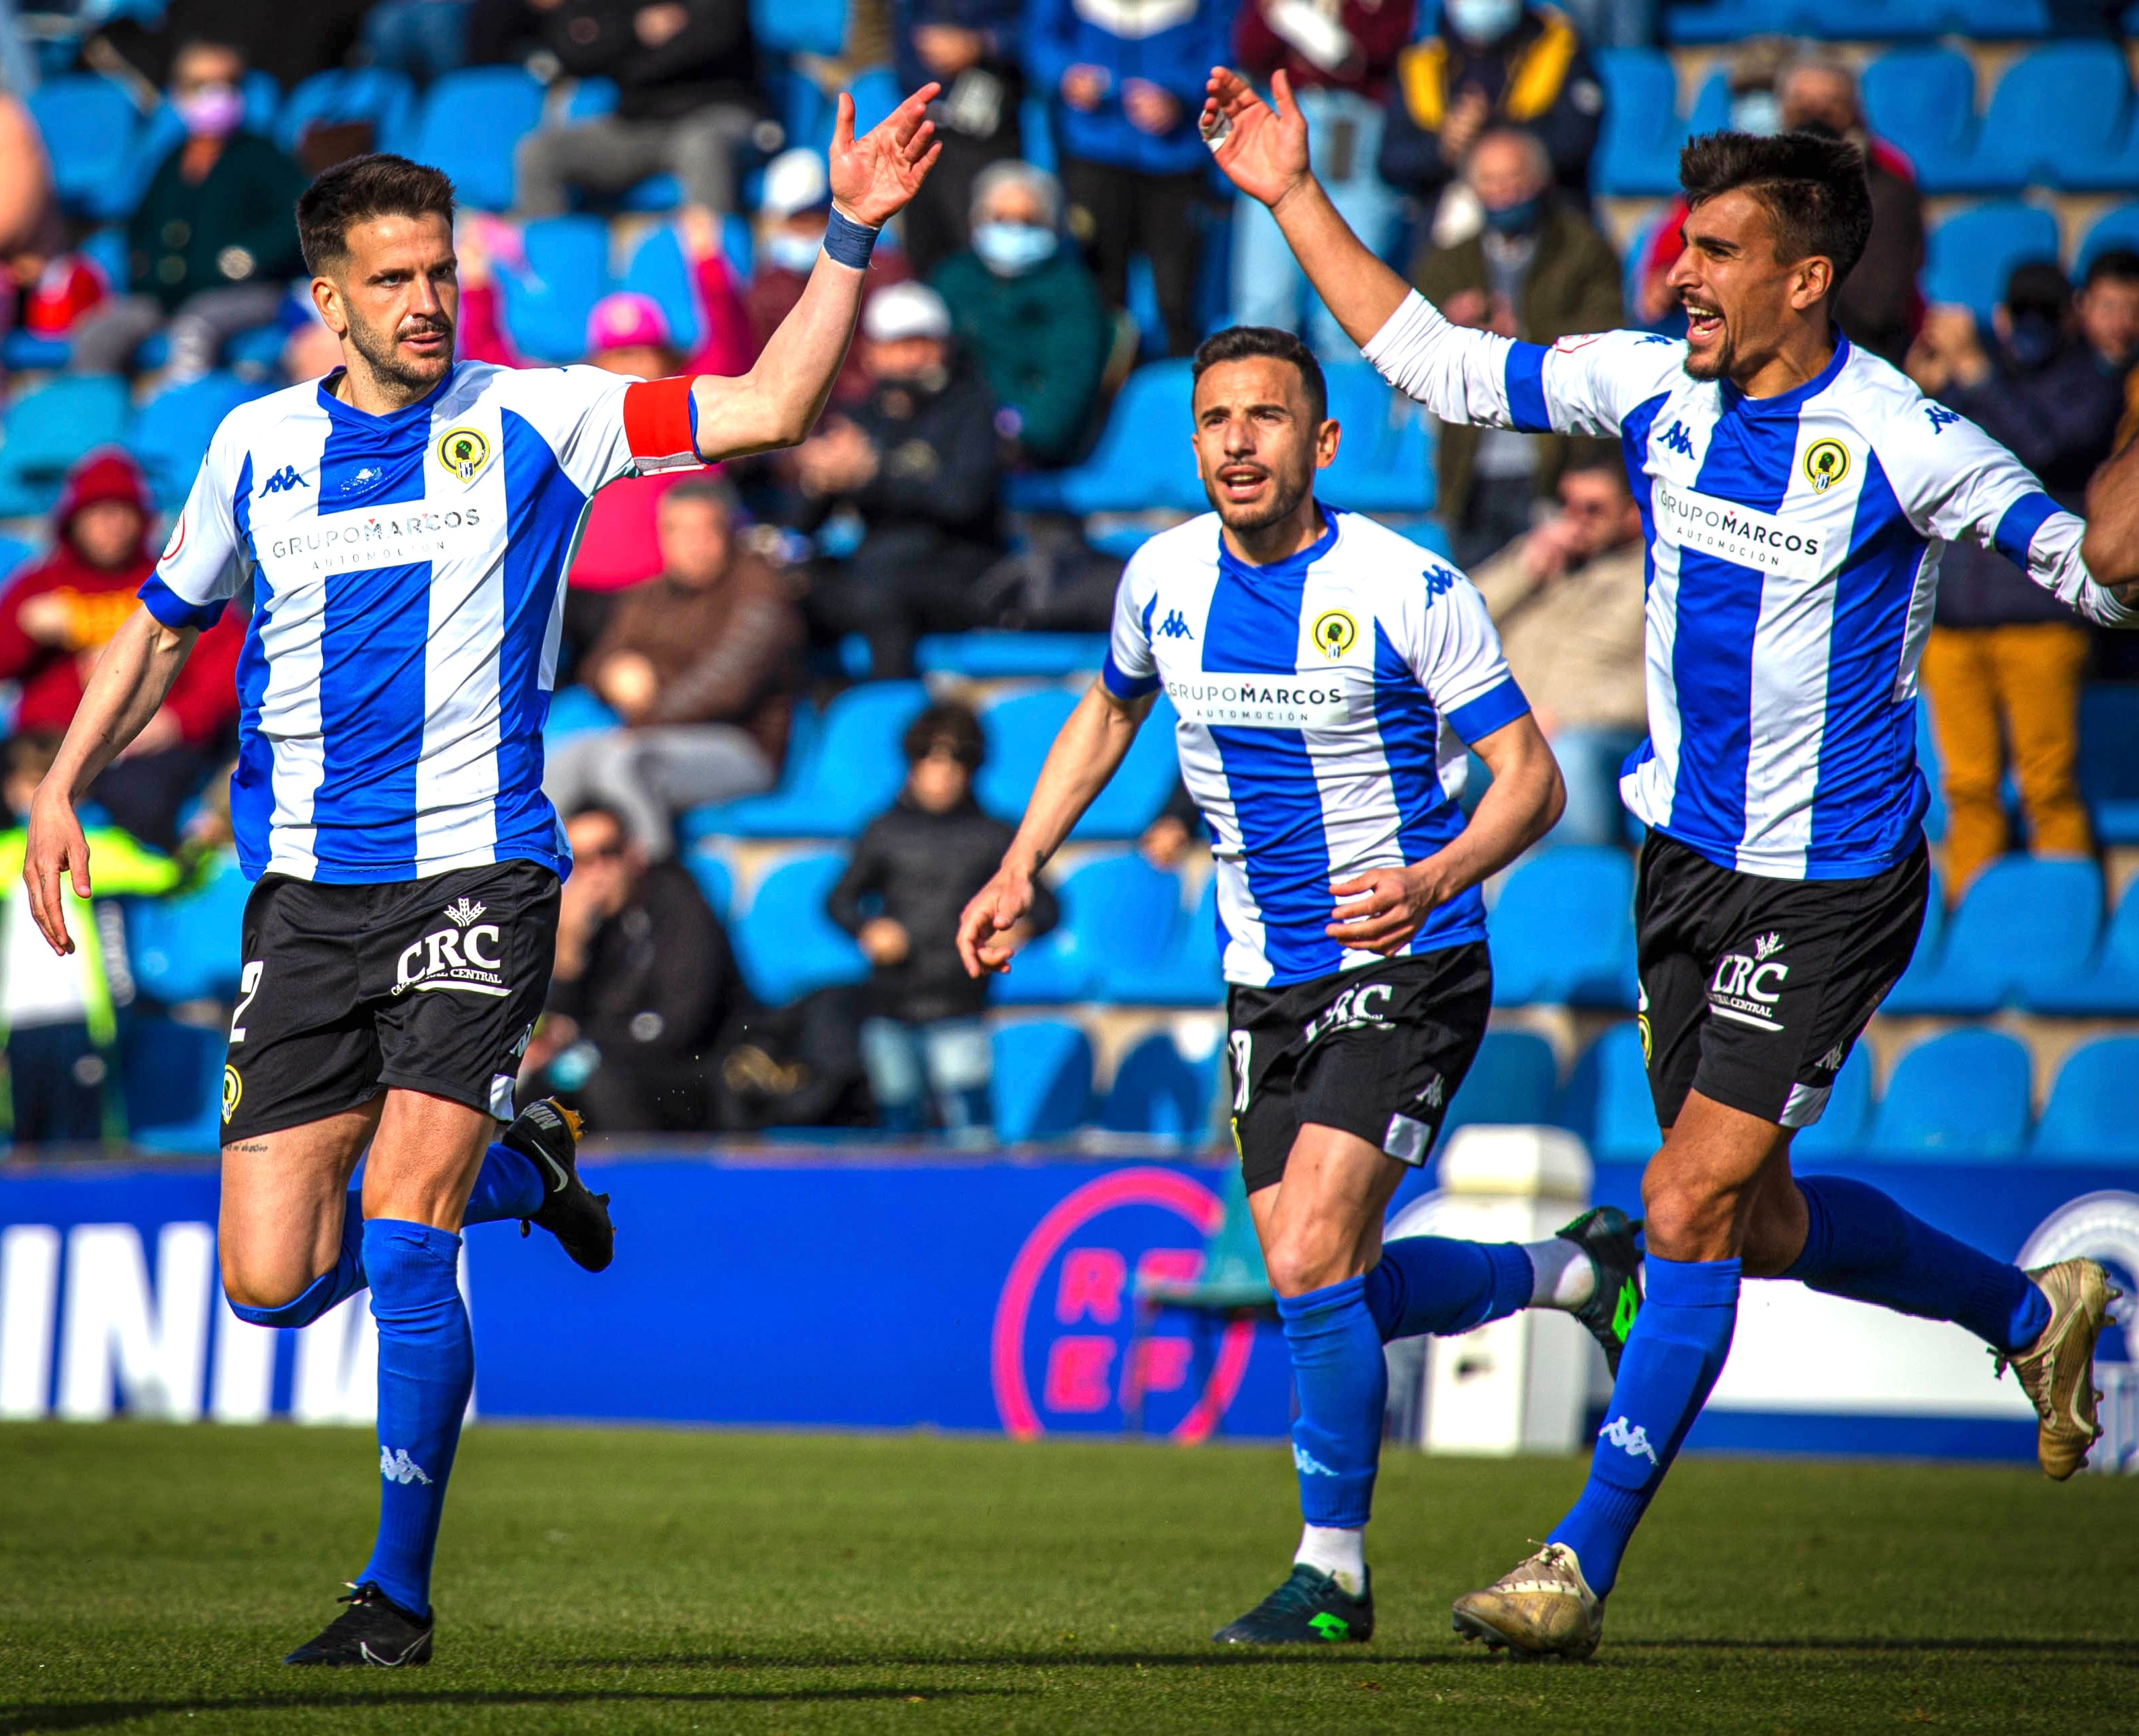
[687,86,942,462]
[24,607,198,955]
[957,683,1154,977]
[1327,713,1564,956]
[2082,437,2139,603]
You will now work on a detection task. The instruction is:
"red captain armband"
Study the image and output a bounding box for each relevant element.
[622,376,705,474]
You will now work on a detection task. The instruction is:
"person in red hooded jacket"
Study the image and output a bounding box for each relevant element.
[0,447,241,849]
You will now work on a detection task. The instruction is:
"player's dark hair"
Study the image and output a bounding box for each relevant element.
[1678,129,1873,292]
[903,702,984,769]
[296,153,457,276]
[565,801,632,836]
[2003,259,2070,320]
[2083,248,2139,290]
[1191,325,1328,424]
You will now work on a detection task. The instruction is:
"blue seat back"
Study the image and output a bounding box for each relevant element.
[731,852,866,1005]
[1972,43,2129,188]
[1864,1029,2032,1160]
[127,852,251,1006]
[684,849,734,923]
[274,68,418,157]
[502,216,614,363]
[1592,48,1685,196]
[621,224,705,350]
[410,67,546,211]
[2031,1037,2139,1162]
[31,75,143,220]
[1925,203,2062,327]
[1943,856,2103,1003]
[1861,48,1976,185]
[1100,1031,1212,1139]
[2079,204,2139,277]
[1443,1030,1557,1133]
[1558,1023,1658,1163]
[799,681,928,832]
[1058,361,1202,515]
[1783,1046,1876,1160]
[122,1017,226,1152]
[130,374,265,509]
[0,378,132,516]
[1488,846,1636,1006]
[1320,364,1436,513]
[992,1020,1093,1141]
[751,0,849,56]
[997,853,1185,1004]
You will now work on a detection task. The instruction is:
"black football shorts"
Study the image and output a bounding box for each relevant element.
[220,861,560,1144]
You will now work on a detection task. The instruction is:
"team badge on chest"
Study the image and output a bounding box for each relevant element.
[435,425,492,485]
[1311,609,1357,659]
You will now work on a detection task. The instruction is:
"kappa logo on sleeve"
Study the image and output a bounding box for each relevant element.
[257,464,307,496]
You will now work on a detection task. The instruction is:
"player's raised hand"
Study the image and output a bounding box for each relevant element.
[1326,866,1441,957]
[1201,67,1312,210]
[24,783,89,956]
[957,863,1036,978]
[829,85,943,230]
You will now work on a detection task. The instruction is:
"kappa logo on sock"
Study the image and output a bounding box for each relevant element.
[1292,1444,1339,1477]
[380,1446,433,1485]
[1599,1415,1659,1467]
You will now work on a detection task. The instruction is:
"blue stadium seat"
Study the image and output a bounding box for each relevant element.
[992,1019,1093,1141]
[1095,874,1224,1006]
[2029,1038,2139,1163]
[124,1018,226,1155]
[1665,0,2049,40]
[501,216,613,363]
[683,848,734,922]
[1443,1029,1557,1133]
[1967,43,2130,192]
[128,851,251,1005]
[1923,203,2062,327]
[685,680,927,839]
[409,67,546,212]
[1685,67,1731,137]
[542,684,620,745]
[2029,874,2139,1015]
[751,0,849,57]
[1591,48,1685,198]
[1883,857,2102,1014]
[1005,361,1202,515]
[1558,1023,1657,1163]
[0,534,35,582]
[1488,847,1636,1007]
[622,224,700,349]
[130,374,265,510]
[977,689,1180,840]
[1099,1030,1214,1141]
[1861,48,1977,194]
[730,851,867,1005]
[1320,363,1435,513]
[915,633,1109,679]
[996,854,1185,1004]
[2078,204,2139,274]
[1783,1045,1877,1161]
[274,68,418,159]
[0,376,131,518]
[1863,1029,2033,1162]
[30,75,143,220]
[2079,684,2139,845]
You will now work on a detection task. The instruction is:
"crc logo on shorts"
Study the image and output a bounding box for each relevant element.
[395,898,509,998]
[221,1066,241,1121]
[1708,930,1788,1032]
[1302,981,1394,1046]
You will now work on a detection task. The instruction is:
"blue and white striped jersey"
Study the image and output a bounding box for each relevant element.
[1364,293,2139,880]
[141,361,700,884]
[1103,507,1529,988]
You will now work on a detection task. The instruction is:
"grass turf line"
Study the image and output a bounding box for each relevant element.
[2,1423,2136,1734]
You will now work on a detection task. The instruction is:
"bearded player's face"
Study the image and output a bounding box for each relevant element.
[317,212,459,397]
[1189,356,1338,537]
[1669,187,1831,385]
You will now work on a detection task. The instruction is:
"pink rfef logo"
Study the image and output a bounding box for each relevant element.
[991,1168,1255,1443]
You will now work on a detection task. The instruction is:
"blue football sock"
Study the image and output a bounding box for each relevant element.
[1276,1276,1385,1530]
[226,1188,367,1330]
[1547,1255,1740,1598]
[1786,1176,2048,1354]
[1363,1237,1534,1342]
[358,1219,472,1620]
[462,1141,544,1225]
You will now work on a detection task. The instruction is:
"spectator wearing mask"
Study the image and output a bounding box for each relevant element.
[930,160,1111,467]
[514,0,759,217]
[0,449,241,851]
[827,703,1056,1137]
[1379,1,1602,216]
[70,40,309,379]
[531,802,746,1132]
[1230,0,1415,360]
[1026,0,1232,357]
[1906,262,2124,895]
[1470,460,1646,847]
[546,478,801,857]
[795,284,1004,678]
[745,148,911,408]
[894,0,1030,279]
[2076,249,2139,451]
[1411,126,1621,569]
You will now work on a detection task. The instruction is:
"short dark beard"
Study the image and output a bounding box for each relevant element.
[1681,322,1734,382]
[344,302,453,402]
[1210,459,1314,538]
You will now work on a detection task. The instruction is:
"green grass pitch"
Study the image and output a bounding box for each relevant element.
[4,1423,2136,1734]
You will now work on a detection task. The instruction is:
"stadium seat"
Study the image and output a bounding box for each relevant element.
[2029,1037,2139,1163]
[1558,1023,1657,1163]
[991,1019,1093,1141]
[1488,847,1636,1008]
[0,534,35,581]
[1685,68,1731,137]
[729,851,867,1006]
[542,684,620,745]
[1783,1046,1877,1161]
[684,848,734,922]
[977,689,1180,840]
[408,67,546,212]
[30,75,143,220]
[130,374,265,510]
[2079,684,2139,845]
[1923,203,2062,328]
[501,216,614,364]
[1591,48,1685,198]
[274,68,418,159]
[1319,364,1436,513]
[1442,1029,1558,1134]
[1095,874,1224,1006]
[1968,43,2131,192]
[1882,857,2101,1014]
[2028,874,2139,1015]
[915,633,1109,679]
[128,851,251,1006]
[751,0,849,57]
[1005,361,1202,515]
[685,680,927,839]
[622,224,702,350]
[2078,204,2139,275]
[1861,1029,2032,1162]
[1861,48,1978,193]
[0,376,131,519]
[995,854,1185,1004]
[1099,1031,1214,1141]
[1663,0,2050,42]
[123,1017,226,1155]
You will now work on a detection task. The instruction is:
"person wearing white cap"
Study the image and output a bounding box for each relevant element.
[792,280,1005,677]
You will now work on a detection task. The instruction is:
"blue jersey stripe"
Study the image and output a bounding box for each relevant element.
[1991,490,2060,568]
[223,458,277,877]
[138,571,224,630]
[497,409,585,874]
[1504,342,1552,433]
[1806,450,1931,874]
[1616,393,1670,793]
[317,384,432,515]
[314,562,429,877]
[1448,675,1528,743]
[1372,622,1482,954]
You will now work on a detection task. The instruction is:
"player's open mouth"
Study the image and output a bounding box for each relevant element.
[401,327,451,354]
[1216,466,1267,496]
[1685,304,1723,343]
